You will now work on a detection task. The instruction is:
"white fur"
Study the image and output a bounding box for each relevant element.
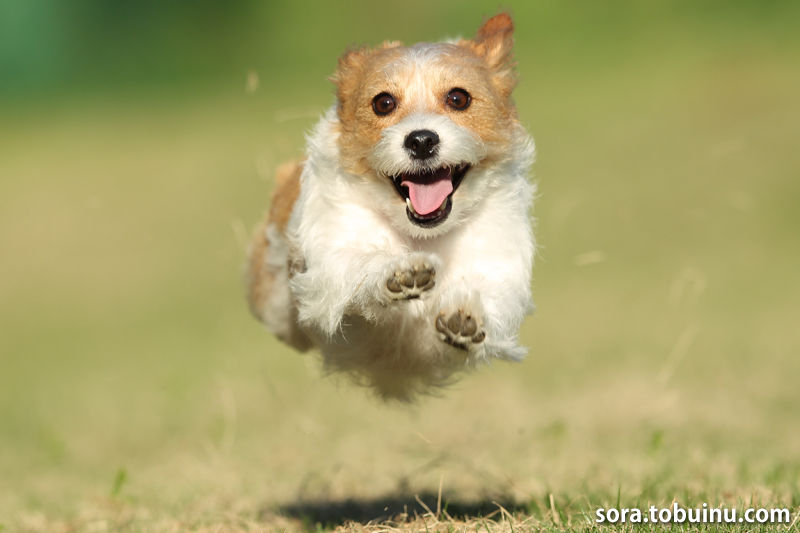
[259,223,313,351]
[262,49,536,401]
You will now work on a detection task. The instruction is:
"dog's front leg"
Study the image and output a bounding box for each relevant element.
[433,282,530,363]
[433,230,532,363]
[291,249,440,338]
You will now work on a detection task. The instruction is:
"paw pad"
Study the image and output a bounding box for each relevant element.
[436,310,485,349]
[386,263,435,299]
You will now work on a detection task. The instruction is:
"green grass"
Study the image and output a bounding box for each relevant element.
[1,2,800,531]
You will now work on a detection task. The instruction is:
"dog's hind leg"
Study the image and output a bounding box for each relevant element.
[246,160,313,351]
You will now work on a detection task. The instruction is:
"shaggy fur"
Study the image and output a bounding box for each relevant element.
[247,13,536,401]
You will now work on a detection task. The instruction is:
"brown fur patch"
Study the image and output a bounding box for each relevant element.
[246,160,303,321]
[270,160,303,233]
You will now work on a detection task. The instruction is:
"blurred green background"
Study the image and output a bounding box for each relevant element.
[1,1,799,531]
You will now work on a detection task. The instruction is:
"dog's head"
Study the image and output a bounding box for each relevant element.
[331,13,532,238]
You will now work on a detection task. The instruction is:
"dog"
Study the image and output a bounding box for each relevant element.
[247,13,536,401]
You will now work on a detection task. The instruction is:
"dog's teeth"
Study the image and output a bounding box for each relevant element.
[405,197,417,215]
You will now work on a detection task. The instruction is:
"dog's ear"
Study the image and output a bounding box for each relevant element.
[330,46,370,107]
[474,13,514,68]
[330,41,401,111]
[466,13,516,96]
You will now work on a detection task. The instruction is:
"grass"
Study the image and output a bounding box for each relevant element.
[1,2,800,531]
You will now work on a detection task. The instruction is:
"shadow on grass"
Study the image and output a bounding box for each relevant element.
[270,491,526,528]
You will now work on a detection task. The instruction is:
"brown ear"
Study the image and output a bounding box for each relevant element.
[330,46,370,107]
[473,13,514,69]
[329,41,401,110]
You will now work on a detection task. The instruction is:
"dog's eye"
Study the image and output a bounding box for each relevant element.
[445,88,471,111]
[372,92,396,116]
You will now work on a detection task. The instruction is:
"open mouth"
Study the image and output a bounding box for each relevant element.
[390,163,470,227]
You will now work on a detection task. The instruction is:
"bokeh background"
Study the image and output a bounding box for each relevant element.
[1,1,799,530]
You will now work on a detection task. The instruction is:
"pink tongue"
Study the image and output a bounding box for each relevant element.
[401,175,453,216]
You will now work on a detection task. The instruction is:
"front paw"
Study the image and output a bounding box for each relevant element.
[385,258,436,300]
[435,309,486,350]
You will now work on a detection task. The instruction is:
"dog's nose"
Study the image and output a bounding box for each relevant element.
[404,130,439,160]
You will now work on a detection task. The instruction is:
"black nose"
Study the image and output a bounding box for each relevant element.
[404,129,439,160]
